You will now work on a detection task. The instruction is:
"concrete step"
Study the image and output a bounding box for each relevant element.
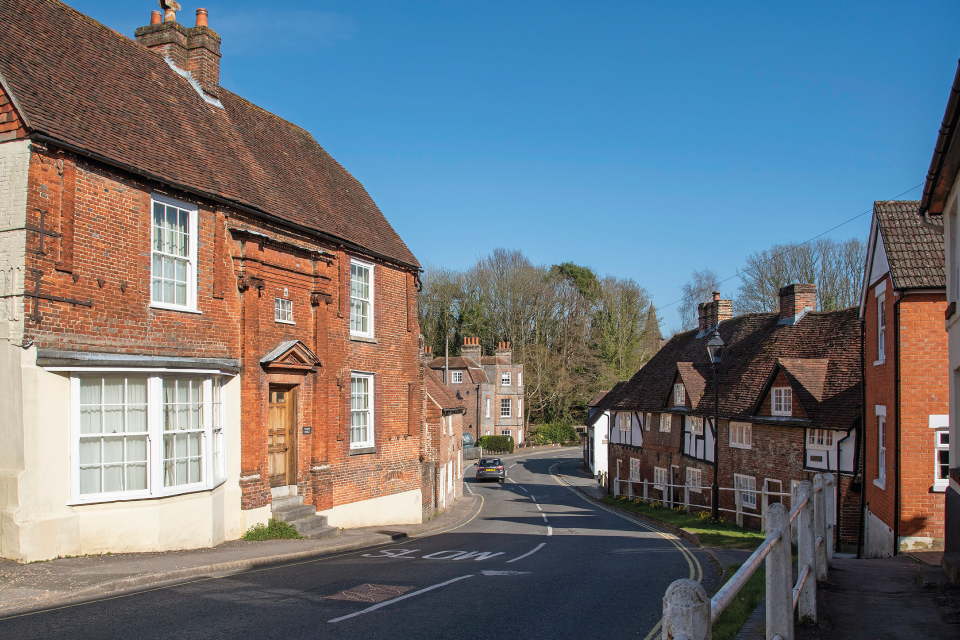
[293,515,339,540]
[272,504,316,523]
[271,495,304,511]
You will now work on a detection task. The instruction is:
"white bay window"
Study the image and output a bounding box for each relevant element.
[71,373,227,503]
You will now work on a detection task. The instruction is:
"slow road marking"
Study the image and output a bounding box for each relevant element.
[328,575,474,623]
[362,549,504,562]
[505,542,546,564]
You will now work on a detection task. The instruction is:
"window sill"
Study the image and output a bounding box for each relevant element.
[150,302,202,315]
[873,478,886,490]
[729,443,752,450]
[275,319,296,325]
[873,359,886,367]
[933,483,948,494]
[349,446,377,456]
[68,477,227,506]
[350,335,378,344]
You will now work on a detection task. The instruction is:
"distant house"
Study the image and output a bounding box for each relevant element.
[860,201,948,557]
[584,386,621,483]
[423,368,465,518]
[429,338,525,443]
[599,286,862,550]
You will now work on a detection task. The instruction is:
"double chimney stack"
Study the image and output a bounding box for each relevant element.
[135,2,221,93]
[697,283,819,334]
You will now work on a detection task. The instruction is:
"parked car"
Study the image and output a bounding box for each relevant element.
[476,458,506,482]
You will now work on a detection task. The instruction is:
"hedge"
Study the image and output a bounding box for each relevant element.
[530,422,579,445]
[477,435,515,454]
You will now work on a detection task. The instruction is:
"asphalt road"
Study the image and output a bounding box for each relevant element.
[0,450,717,639]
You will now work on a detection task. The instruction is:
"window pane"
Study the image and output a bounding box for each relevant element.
[127,436,147,462]
[163,278,174,303]
[79,467,101,495]
[189,433,201,457]
[103,436,124,463]
[176,434,187,458]
[104,405,123,434]
[189,457,201,484]
[80,405,101,435]
[127,463,147,491]
[79,438,101,464]
[104,464,124,493]
[176,459,187,484]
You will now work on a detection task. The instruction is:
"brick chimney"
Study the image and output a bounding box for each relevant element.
[422,345,433,365]
[697,292,733,334]
[135,4,222,93]
[495,341,512,365]
[461,337,482,363]
[779,283,817,323]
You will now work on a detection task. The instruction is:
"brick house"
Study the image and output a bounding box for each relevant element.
[0,1,428,562]
[597,286,863,550]
[428,337,525,443]
[860,200,948,556]
[422,368,465,519]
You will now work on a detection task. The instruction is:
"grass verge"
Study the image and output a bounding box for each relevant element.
[241,518,303,541]
[601,495,765,550]
[712,562,765,640]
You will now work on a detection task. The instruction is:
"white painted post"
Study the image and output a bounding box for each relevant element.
[796,480,816,624]
[736,486,743,528]
[661,578,711,640]
[644,479,649,502]
[628,479,633,500]
[614,477,620,497]
[766,502,793,640]
[824,473,835,562]
[761,484,769,533]
[685,484,690,513]
[814,474,827,581]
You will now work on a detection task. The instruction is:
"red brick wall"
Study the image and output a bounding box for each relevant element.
[758,371,808,418]
[0,85,27,142]
[422,397,464,517]
[863,276,895,530]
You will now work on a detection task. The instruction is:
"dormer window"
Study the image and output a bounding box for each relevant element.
[451,371,463,384]
[673,384,685,406]
[772,387,792,416]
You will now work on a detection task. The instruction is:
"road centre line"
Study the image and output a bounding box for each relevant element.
[536,504,542,511]
[541,513,548,522]
[327,574,474,623]
[509,463,517,468]
[547,526,552,536]
[505,542,546,564]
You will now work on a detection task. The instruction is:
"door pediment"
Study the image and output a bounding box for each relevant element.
[260,340,321,373]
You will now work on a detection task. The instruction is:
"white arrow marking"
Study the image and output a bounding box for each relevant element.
[506,542,546,564]
[327,575,474,623]
[482,570,530,576]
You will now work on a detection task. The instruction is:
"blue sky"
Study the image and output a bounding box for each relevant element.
[72,1,960,333]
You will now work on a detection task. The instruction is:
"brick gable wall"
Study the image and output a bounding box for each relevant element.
[0,85,27,143]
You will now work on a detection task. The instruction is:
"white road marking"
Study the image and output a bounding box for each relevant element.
[451,551,504,561]
[505,542,546,564]
[421,550,469,560]
[327,575,474,623]
[509,464,517,468]
[519,487,528,493]
[541,513,548,522]
[536,504,542,511]
[548,526,553,536]
[482,570,530,576]
[465,482,474,495]
[530,496,537,502]
[362,549,420,559]
[507,477,516,483]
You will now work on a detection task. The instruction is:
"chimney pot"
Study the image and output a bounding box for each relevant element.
[161,0,181,23]
[150,10,162,25]
[196,8,208,27]
[713,291,720,301]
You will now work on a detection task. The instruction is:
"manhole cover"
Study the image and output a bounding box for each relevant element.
[325,583,414,603]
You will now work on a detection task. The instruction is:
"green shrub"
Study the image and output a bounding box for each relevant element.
[241,518,303,541]
[477,435,515,453]
[530,422,579,445]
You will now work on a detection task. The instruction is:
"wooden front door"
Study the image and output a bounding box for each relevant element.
[268,387,297,487]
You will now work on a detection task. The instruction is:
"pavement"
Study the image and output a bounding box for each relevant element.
[0,448,717,639]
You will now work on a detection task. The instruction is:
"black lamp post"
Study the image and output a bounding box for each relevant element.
[707,328,725,523]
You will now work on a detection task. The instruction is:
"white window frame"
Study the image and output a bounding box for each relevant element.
[688,416,703,436]
[150,194,199,313]
[451,370,463,384]
[69,372,227,504]
[517,372,522,386]
[350,372,375,449]
[630,458,641,481]
[619,411,631,433]
[772,387,792,416]
[654,466,668,490]
[935,429,950,492]
[735,473,757,509]
[501,372,511,386]
[501,429,512,437]
[686,467,702,493]
[807,428,834,450]
[500,398,512,418]
[274,297,294,324]
[674,383,686,406]
[350,259,374,339]
[485,398,490,419]
[876,406,887,489]
[876,292,886,365]
[660,413,671,433]
[729,421,752,449]
[645,413,651,432]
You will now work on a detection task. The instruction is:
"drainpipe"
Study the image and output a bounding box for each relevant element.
[894,292,904,556]
[858,313,868,558]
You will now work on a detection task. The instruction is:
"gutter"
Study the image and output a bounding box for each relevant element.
[27,133,422,273]
[919,60,960,224]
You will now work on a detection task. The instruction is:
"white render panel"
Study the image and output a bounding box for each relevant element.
[0,139,29,343]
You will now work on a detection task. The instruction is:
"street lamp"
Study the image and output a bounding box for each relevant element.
[707,329,725,523]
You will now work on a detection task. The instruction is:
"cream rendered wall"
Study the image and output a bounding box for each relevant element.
[0,139,30,561]
[318,488,423,529]
[7,353,245,563]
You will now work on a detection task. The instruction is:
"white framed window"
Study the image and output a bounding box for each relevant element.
[735,473,757,508]
[772,387,792,416]
[729,422,752,449]
[485,398,490,419]
[501,429,512,437]
[72,374,227,503]
[877,293,886,364]
[500,398,512,418]
[350,259,374,338]
[448,460,454,492]
[645,413,651,432]
[686,467,702,493]
[935,430,950,491]
[674,383,686,406]
[150,194,198,312]
[654,466,668,490]
[275,297,294,324]
[350,373,375,448]
[660,413,672,432]
[807,428,834,449]
[878,414,887,485]
[689,416,703,435]
[501,372,511,386]
[619,411,631,432]
[517,372,522,386]
[630,458,641,481]
[451,370,463,384]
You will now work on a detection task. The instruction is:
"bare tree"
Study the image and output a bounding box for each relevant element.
[678,268,721,330]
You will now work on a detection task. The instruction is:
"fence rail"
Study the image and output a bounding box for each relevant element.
[659,473,835,640]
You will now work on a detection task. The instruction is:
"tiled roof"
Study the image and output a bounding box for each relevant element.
[676,362,706,410]
[425,368,464,413]
[588,390,610,407]
[427,357,489,384]
[603,308,861,431]
[584,381,628,427]
[875,201,945,290]
[0,0,418,268]
[480,356,508,365]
